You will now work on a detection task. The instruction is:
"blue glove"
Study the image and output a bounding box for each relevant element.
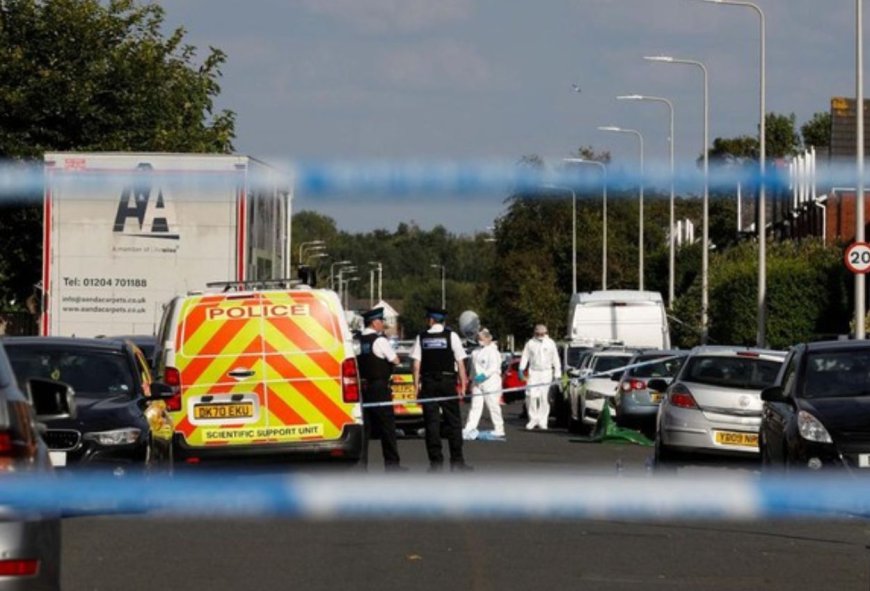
[474,373,486,384]
[518,369,527,382]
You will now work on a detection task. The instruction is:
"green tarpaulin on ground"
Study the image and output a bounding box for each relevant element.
[571,404,654,446]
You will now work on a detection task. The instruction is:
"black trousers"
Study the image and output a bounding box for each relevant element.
[362,378,400,467]
[420,373,464,465]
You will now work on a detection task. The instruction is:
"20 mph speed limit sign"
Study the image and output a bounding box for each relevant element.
[845,242,870,274]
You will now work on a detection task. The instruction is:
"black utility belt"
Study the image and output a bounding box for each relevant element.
[422,372,456,378]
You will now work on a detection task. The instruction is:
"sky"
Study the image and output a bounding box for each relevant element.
[157,0,859,235]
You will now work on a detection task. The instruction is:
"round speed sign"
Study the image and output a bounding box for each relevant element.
[845,242,870,274]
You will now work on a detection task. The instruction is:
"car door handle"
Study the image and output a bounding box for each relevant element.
[228,368,256,380]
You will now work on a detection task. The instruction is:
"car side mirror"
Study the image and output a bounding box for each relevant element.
[647,378,670,393]
[760,385,785,402]
[27,378,76,421]
[150,382,177,401]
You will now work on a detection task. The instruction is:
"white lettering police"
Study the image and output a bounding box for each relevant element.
[207,304,310,320]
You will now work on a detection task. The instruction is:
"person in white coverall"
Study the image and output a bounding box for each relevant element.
[462,328,505,439]
[519,324,561,430]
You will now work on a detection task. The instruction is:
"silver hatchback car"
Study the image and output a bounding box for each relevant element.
[652,346,785,464]
[613,350,687,430]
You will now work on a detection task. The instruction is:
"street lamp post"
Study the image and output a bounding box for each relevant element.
[645,55,709,343]
[598,126,645,290]
[859,0,866,339]
[562,158,608,289]
[430,264,446,309]
[617,94,676,307]
[702,0,766,345]
[329,260,352,290]
[368,261,383,302]
[336,266,357,304]
[298,240,325,265]
[342,277,359,311]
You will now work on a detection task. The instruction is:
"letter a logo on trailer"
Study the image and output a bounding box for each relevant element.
[113,162,180,240]
[845,242,870,274]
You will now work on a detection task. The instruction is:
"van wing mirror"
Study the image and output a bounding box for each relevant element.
[150,381,176,400]
[27,378,76,421]
[760,385,784,402]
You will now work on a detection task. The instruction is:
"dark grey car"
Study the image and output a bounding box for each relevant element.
[0,342,75,590]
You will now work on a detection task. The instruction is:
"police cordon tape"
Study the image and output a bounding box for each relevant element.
[360,356,681,408]
[0,158,856,201]
[2,471,870,520]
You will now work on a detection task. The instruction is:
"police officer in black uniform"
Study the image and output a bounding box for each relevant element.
[411,306,472,472]
[357,307,405,472]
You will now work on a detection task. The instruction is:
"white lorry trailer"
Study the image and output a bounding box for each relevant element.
[41,152,291,337]
[565,290,670,350]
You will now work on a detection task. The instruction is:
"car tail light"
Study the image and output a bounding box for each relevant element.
[621,378,646,392]
[0,430,27,470]
[0,432,13,455]
[164,367,182,411]
[341,358,360,403]
[0,559,38,577]
[668,384,698,409]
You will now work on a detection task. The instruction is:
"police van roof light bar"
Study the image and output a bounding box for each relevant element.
[205,278,304,292]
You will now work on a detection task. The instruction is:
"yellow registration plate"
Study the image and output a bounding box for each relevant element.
[193,403,255,420]
[714,430,758,447]
[649,392,663,403]
[392,383,416,401]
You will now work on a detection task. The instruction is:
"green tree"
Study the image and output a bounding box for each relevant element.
[0,0,235,311]
[801,111,832,150]
[0,0,234,156]
[765,112,800,158]
[708,136,758,164]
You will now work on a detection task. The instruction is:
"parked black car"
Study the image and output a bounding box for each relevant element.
[3,336,174,473]
[760,340,870,473]
[0,341,75,589]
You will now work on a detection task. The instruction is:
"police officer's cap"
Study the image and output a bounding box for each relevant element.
[362,307,385,325]
[425,306,447,321]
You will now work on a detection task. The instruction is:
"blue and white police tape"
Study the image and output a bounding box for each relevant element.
[361,355,681,408]
[359,380,555,408]
[0,158,855,201]
[1,471,870,520]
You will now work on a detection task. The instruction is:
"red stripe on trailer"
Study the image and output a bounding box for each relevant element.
[41,184,52,335]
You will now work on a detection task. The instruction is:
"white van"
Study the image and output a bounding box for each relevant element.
[566,290,670,349]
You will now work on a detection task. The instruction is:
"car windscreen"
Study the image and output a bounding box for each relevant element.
[566,347,588,368]
[683,355,782,390]
[593,356,632,374]
[802,350,870,399]
[5,346,135,398]
[628,355,685,378]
